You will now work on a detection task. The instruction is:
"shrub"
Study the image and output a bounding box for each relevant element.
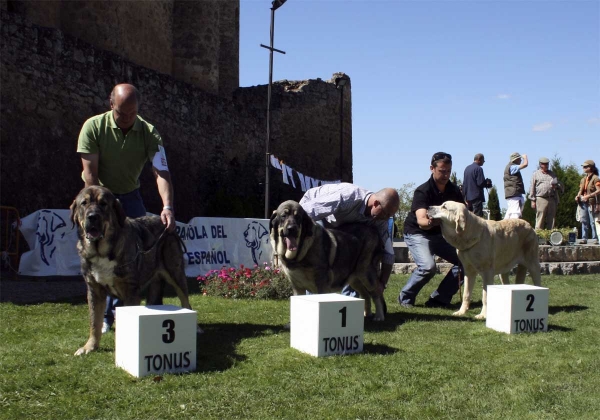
[197,263,293,299]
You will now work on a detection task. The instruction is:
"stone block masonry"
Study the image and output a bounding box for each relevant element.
[0,10,352,222]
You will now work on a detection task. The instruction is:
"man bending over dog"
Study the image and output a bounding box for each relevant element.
[77,83,176,334]
[299,183,400,296]
[398,152,464,309]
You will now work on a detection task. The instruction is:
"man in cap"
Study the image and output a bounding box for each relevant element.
[503,152,528,219]
[529,157,560,229]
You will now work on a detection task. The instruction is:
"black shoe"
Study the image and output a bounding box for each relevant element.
[424,298,449,309]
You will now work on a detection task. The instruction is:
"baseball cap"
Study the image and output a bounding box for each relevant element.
[582,160,595,167]
[510,152,522,162]
[539,157,549,164]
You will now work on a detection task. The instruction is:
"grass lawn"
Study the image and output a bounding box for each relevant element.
[1,274,599,419]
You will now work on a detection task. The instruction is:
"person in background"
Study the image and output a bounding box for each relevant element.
[529,157,560,229]
[398,152,464,309]
[575,160,600,243]
[77,83,177,333]
[503,152,528,219]
[299,183,400,298]
[463,153,490,217]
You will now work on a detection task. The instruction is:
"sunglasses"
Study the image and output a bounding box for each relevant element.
[583,165,590,169]
[431,152,452,163]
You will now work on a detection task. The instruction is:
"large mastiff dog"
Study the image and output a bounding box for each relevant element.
[70,186,194,356]
[427,201,541,319]
[270,200,386,321]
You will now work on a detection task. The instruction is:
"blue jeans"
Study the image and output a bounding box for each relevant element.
[399,233,462,305]
[581,202,597,240]
[104,189,147,326]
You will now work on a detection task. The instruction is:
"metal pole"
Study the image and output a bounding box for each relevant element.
[339,85,344,180]
[265,7,275,219]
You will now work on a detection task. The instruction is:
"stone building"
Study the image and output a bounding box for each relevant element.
[0,1,353,221]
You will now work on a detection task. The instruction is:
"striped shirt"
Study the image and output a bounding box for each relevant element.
[299,183,395,265]
[529,169,558,200]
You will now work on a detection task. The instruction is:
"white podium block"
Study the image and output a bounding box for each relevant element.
[486,285,549,334]
[290,294,364,357]
[115,305,197,377]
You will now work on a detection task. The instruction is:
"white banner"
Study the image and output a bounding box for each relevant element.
[270,154,340,191]
[18,210,272,278]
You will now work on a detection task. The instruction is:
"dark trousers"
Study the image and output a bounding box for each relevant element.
[467,199,484,217]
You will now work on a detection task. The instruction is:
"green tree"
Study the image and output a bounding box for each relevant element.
[394,183,416,238]
[487,186,502,221]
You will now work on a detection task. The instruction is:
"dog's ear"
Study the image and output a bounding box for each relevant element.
[455,207,467,234]
[69,198,79,228]
[300,207,314,237]
[113,198,127,228]
[269,210,278,230]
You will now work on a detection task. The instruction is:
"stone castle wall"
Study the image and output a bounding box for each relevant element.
[1,0,239,97]
[0,10,352,222]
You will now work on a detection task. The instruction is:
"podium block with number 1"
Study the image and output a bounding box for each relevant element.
[290,294,364,357]
[115,305,197,377]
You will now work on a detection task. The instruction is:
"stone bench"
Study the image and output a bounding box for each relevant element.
[392,241,600,275]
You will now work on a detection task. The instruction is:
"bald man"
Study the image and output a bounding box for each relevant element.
[299,183,400,296]
[77,83,176,333]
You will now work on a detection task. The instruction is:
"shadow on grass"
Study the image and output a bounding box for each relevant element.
[548,304,588,315]
[195,322,283,373]
[364,308,477,332]
[362,342,400,355]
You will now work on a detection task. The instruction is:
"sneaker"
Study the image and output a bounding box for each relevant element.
[101,322,111,334]
[580,239,587,244]
[398,296,414,309]
[424,298,449,309]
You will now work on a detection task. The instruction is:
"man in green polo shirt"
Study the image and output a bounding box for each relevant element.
[77,83,176,333]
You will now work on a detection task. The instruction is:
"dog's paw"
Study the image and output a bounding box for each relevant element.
[74,346,93,356]
[452,310,467,317]
[372,315,385,322]
[475,313,486,320]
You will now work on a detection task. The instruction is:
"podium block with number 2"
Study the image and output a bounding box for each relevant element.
[115,305,197,377]
[290,294,364,357]
[486,285,549,334]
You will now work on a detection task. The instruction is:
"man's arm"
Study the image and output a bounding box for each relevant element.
[529,173,537,209]
[415,208,439,230]
[518,154,528,170]
[153,167,176,231]
[81,153,99,186]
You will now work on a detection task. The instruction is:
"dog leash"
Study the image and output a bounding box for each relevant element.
[115,228,171,269]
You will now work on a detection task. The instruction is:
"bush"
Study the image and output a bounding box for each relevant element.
[197,263,293,299]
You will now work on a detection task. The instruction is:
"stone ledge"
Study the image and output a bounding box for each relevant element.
[394,241,600,264]
[392,262,600,276]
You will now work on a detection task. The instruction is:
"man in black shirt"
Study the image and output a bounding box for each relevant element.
[398,152,464,308]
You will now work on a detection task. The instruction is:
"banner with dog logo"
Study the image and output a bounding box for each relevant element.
[18,210,273,277]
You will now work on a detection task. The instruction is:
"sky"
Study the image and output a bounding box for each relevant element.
[239,0,600,209]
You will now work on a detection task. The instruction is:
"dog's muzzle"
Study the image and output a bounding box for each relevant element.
[84,213,104,241]
[281,226,299,252]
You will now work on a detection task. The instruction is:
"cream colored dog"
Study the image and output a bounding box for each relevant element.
[427,201,541,319]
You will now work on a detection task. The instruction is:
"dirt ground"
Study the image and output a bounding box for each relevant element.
[0,268,87,305]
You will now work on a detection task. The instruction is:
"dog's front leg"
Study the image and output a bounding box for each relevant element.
[476,272,494,320]
[453,268,475,316]
[75,284,107,356]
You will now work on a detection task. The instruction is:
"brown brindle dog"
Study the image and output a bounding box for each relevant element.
[70,185,195,356]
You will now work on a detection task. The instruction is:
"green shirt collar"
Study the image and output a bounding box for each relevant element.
[108,110,142,131]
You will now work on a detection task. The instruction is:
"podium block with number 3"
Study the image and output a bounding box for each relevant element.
[486,285,549,334]
[290,294,364,357]
[115,305,197,377]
